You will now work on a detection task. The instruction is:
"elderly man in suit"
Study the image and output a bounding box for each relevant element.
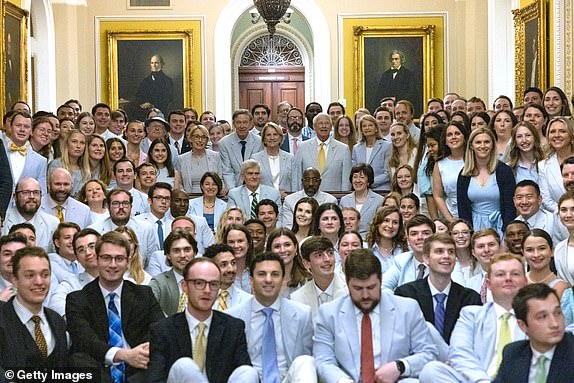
[291,236,347,320]
[219,109,262,189]
[227,159,282,219]
[229,252,317,382]
[147,257,258,383]
[149,231,197,316]
[314,249,437,383]
[381,215,435,291]
[203,243,251,312]
[3,111,47,194]
[280,107,311,155]
[40,168,93,228]
[0,247,68,369]
[66,231,164,383]
[395,233,482,346]
[419,253,528,383]
[494,283,574,383]
[134,182,173,251]
[295,113,352,192]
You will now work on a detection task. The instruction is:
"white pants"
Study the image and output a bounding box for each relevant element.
[419,361,467,383]
[281,355,317,383]
[167,357,259,383]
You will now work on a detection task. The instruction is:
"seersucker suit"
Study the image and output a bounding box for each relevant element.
[339,190,384,238]
[251,149,299,192]
[219,132,262,189]
[40,194,93,229]
[179,149,222,193]
[226,184,282,218]
[351,139,392,191]
[3,140,48,194]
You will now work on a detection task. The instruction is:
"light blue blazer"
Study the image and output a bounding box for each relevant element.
[228,297,314,366]
[339,190,384,238]
[179,149,222,193]
[448,303,527,383]
[219,132,262,189]
[352,139,392,191]
[381,251,429,291]
[314,292,437,383]
[226,184,282,218]
[4,143,48,194]
[295,138,352,192]
[538,153,565,213]
[188,196,226,231]
[252,149,298,192]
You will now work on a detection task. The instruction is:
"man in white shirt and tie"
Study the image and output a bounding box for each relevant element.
[134,182,173,250]
[167,110,188,155]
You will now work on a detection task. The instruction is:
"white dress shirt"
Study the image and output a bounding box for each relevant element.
[528,346,555,383]
[101,282,130,366]
[185,308,213,379]
[428,280,451,312]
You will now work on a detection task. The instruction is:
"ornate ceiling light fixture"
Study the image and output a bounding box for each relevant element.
[252,0,292,36]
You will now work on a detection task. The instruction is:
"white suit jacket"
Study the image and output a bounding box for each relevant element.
[219,132,262,188]
[211,284,252,311]
[448,302,526,383]
[538,153,565,213]
[3,141,48,194]
[290,274,348,319]
[49,271,95,316]
[352,139,392,191]
[226,184,282,218]
[40,195,93,229]
[228,297,314,367]
[295,138,352,192]
[252,149,299,192]
[2,206,59,251]
[313,292,437,383]
[339,190,384,238]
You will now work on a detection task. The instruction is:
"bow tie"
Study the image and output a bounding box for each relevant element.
[9,143,26,156]
[391,68,399,74]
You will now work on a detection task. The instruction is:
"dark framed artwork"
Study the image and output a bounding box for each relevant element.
[2,1,28,116]
[354,25,435,116]
[107,30,193,120]
[512,0,547,101]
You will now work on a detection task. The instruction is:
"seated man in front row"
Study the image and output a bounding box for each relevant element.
[147,257,258,383]
[314,249,437,383]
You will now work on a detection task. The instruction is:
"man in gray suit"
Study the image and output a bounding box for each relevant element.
[149,231,197,316]
[219,109,262,189]
[228,252,317,382]
[40,168,93,228]
[295,113,352,192]
[227,159,282,219]
[419,253,528,383]
[314,249,437,383]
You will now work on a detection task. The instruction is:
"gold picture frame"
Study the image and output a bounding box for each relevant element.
[106,29,193,120]
[353,25,435,116]
[512,0,547,101]
[2,1,28,116]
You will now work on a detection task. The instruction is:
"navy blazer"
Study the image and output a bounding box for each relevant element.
[280,132,311,153]
[494,332,574,383]
[457,161,516,231]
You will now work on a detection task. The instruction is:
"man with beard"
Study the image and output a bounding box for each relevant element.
[280,107,311,155]
[280,167,337,227]
[203,243,251,311]
[251,104,271,134]
[2,178,59,251]
[40,168,92,228]
[314,250,437,383]
[88,189,158,268]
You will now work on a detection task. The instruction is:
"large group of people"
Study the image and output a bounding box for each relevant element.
[1,87,574,382]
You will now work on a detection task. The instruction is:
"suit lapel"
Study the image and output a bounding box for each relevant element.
[379,294,396,362]
[444,284,463,339]
[547,333,574,381]
[369,141,383,164]
[167,270,180,313]
[206,312,225,368]
[174,313,193,354]
[419,279,434,322]
[6,300,41,356]
[87,279,109,341]
[341,298,360,373]
[241,186,251,213]
[120,282,135,334]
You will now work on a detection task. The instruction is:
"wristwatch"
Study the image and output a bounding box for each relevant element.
[395,360,406,376]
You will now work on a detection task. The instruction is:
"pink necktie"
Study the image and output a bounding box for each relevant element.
[292,138,299,155]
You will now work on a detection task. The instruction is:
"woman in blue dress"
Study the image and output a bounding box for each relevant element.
[457,127,516,237]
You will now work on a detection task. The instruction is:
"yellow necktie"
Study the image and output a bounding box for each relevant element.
[496,312,512,373]
[218,290,229,311]
[31,315,48,357]
[177,291,187,312]
[55,205,64,223]
[318,142,326,172]
[9,142,27,156]
[193,323,207,371]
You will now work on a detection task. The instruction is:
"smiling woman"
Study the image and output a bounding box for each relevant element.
[48,130,91,197]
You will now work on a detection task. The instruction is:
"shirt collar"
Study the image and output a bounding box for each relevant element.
[428,279,452,297]
[313,276,336,297]
[185,306,213,332]
[530,345,556,367]
[99,281,124,300]
[493,301,515,319]
[13,295,47,324]
[353,302,381,318]
[316,136,331,146]
[253,296,281,313]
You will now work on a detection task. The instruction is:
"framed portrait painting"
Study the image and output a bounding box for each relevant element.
[107,30,193,121]
[354,25,435,116]
[3,2,28,115]
[512,0,547,101]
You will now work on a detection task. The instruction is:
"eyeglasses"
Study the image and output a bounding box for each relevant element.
[16,190,41,197]
[99,255,128,264]
[110,201,131,208]
[452,230,471,237]
[191,135,209,140]
[152,195,171,202]
[76,243,96,255]
[185,278,221,291]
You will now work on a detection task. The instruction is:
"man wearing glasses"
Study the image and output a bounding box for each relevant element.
[66,231,164,383]
[113,158,150,217]
[89,189,158,268]
[2,178,59,251]
[147,257,258,383]
[135,182,173,251]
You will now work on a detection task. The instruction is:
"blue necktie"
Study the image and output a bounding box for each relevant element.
[240,140,247,160]
[71,261,79,275]
[108,293,125,383]
[262,308,280,383]
[157,220,164,250]
[434,293,447,337]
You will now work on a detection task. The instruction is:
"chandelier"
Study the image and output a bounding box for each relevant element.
[252,0,292,36]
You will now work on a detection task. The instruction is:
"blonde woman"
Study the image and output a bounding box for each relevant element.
[389,121,417,174]
[48,129,91,196]
[114,225,152,285]
[506,121,544,183]
[86,134,113,186]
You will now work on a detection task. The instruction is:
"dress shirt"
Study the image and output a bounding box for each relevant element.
[101,282,130,366]
[528,346,555,383]
[2,207,59,252]
[174,269,184,295]
[248,186,261,208]
[49,252,84,282]
[287,133,302,154]
[13,295,55,355]
[234,269,251,293]
[250,298,287,378]
[487,303,518,377]
[170,136,185,154]
[128,187,150,216]
[49,272,95,316]
[6,138,27,183]
[313,277,337,306]
[428,280,451,312]
[316,136,331,161]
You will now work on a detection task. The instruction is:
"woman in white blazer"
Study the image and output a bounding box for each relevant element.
[187,171,226,233]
